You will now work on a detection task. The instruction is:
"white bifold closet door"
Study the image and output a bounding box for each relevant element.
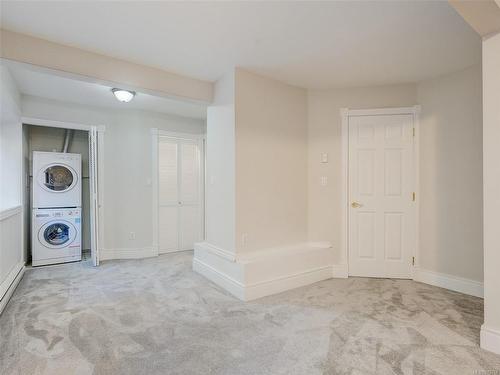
[158,136,202,253]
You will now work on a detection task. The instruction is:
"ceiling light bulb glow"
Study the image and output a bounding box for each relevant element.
[111,88,136,103]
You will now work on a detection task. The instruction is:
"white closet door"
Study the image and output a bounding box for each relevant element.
[158,139,179,253]
[158,136,202,253]
[348,114,415,279]
[179,141,201,250]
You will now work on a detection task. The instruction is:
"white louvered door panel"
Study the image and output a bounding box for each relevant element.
[348,114,415,279]
[158,139,179,253]
[179,141,201,250]
[159,141,178,206]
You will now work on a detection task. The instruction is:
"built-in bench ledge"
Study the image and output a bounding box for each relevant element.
[193,241,347,301]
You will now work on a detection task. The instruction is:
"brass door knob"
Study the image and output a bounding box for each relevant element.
[351,202,363,208]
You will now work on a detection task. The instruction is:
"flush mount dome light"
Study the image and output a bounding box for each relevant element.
[111,88,136,103]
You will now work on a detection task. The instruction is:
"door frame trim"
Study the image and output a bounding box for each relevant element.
[151,128,205,255]
[339,106,421,278]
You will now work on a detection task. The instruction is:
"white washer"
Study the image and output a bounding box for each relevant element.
[32,151,81,208]
[32,208,82,266]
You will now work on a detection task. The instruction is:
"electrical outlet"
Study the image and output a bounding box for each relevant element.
[129,232,136,240]
[321,153,328,163]
[321,176,328,186]
[241,233,248,246]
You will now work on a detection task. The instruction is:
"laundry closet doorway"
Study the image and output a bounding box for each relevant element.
[152,130,204,254]
[22,117,105,267]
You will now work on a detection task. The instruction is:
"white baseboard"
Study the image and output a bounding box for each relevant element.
[159,248,188,255]
[193,241,336,301]
[244,265,333,300]
[195,241,236,261]
[332,263,348,278]
[481,325,500,355]
[193,258,245,300]
[414,267,483,298]
[0,262,25,315]
[100,247,158,261]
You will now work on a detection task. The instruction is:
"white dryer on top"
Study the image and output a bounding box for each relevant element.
[33,151,82,209]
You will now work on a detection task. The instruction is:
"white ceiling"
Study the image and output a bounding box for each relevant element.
[6,63,207,119]
[1,1,480,89]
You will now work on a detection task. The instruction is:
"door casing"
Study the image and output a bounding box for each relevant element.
[339,106,420,279]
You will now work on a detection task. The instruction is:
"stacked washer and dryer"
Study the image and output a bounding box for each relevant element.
[32,151,82,266]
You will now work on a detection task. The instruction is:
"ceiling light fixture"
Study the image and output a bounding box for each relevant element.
[111,88,136,103]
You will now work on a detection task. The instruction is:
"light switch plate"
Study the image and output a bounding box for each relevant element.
[321,153,328,163]
[321,176,328,186]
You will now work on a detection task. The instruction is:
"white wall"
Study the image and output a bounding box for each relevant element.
[235,69,308,253]
[482,32,500,354]
[417,64,483,282]
[205,71,236,253]
[0,65,22,210]
[21,95,205,259]
[0,64,24,310]
[307,84,417,262]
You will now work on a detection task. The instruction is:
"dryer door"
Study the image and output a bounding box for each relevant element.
[38,220,77,249]
[37,163,78,193]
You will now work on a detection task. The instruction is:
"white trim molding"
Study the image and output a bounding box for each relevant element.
[22,116,106,132]
[151,129,159,255]
[347,106,419,116]
[414,267,483,298]
[481,325,500,355]
[340,108,349,271]
[0,205,22,221]
[193,258,245,299]
[99,247,158,261]
[196,241,236,262]
[245,265,333,301]
[332,263,348,278]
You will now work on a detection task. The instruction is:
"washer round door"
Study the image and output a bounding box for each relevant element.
[37,163,78,193]
[38,220,77,249]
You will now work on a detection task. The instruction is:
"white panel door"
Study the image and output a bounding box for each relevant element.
[348,114,415,278]
[158,136,202,253]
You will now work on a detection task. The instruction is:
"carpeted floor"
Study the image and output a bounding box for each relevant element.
[1,251,499,375]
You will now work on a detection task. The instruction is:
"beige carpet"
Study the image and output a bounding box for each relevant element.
[1,251,499,375]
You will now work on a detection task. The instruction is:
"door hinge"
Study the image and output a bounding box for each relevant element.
[412,128,415,137]
[412,256,415,266]
[412,192,416,201]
